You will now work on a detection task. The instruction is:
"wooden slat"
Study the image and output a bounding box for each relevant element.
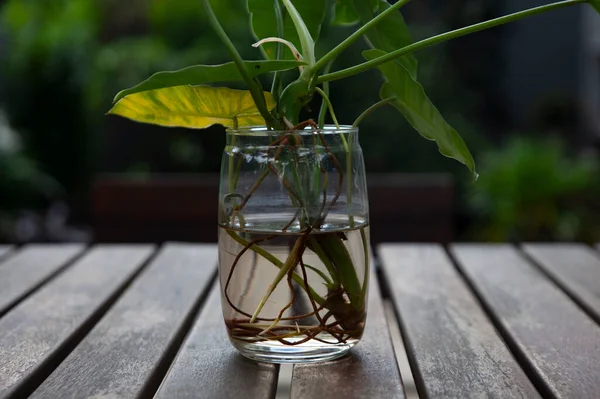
[451,244,600,398]
[523,243,600,324]
[0,244,84,317]
[291,273,405,399]
[0,245,12,261]
[379,244,539,398]
[154,284,279,399]
[31,244,217,398]
[0,245,154,398]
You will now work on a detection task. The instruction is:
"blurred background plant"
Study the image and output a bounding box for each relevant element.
[468,135,600,243]
[0,0,597,243]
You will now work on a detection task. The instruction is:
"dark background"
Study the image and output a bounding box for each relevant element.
[1,0,599,243]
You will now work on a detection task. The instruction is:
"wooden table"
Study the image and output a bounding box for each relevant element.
[1,243,599,398]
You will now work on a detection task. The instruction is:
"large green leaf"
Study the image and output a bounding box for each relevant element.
[247,0,326,60]
[353,0,417,79]
[591,0,600,13]
[332,0,378,25]
[364,49,477,177]
[108,86,276,129]
[113,60,304,103]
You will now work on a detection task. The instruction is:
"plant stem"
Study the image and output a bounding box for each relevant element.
[310,0,412,75]
[250,235,306,323]
[315,87,352,225]
[228,135,237,192]
[307,236,340,286]
[318,59,336,129]
[200,0,274,127]
[353,97,396,127]
[317,0,587,83]
[226,230,326,305]
[315,87,340,129]
[359,228,370,305]
[271,0,285,101]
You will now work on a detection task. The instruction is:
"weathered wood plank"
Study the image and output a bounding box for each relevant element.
[451,244,600,398]
[31,244,217,398]
[379,244,539,398]
[0,245,154,398]
[291,272,405,399]
[155,284,279,399]
[523,243,600,324]
[0,245,12,261]
[0,244,85,317]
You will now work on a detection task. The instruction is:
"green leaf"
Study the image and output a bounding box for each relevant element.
[247,0,326,60]
[364,49,477,178]
[354,0,417,79]
[591,0,600,13]
[332,0,378,25]
[282,0,317,65]
[108,86,276,129]
[113,60,304,103]
[278,79,311,123]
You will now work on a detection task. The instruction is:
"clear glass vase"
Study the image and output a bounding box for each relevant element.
[217,125,370,363]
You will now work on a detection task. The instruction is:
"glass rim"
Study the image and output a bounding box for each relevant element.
[226,124,358,136]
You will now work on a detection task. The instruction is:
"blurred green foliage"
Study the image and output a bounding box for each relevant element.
[4,0,592,243]
[0,0,253,195]
[0,110,62,239]
[468,136,600,243]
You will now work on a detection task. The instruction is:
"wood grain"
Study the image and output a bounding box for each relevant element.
[452,244,600,398]
[0,245,154,398]
[154,283,279,399]
[31,244,217,399]
[0,244,84,317]
[523,243,600,324]
[379,244,539,398]
[291,272,405,399]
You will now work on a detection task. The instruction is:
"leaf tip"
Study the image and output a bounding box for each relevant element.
[112,91,125,104]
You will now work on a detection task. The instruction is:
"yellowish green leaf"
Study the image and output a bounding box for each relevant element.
[107,86,276,129]
[112,60,305,103]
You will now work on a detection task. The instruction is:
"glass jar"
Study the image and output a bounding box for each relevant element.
[217,125,370,363]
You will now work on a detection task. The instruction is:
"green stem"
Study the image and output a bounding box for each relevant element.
[201,0,274,127]
[315,86,352,225]
[317,0,586,83]
[250,235,305,323]
[271,0,285,101]
[346,130,354,228]
[226,230,325,306]
[353,97,396,127]
[307,236,340,287]
[359,228,370,306]
[228,134,237,192]
[311,0,412,74]
[227,134,246,226]
[315,233,362,309]
[315,87,340,129]
[318,59,336,129]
